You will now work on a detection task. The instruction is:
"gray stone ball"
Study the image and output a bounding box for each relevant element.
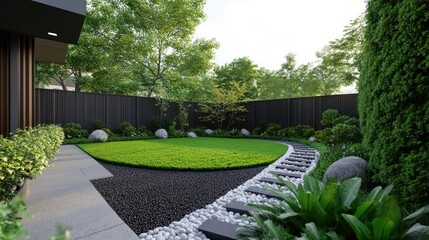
[309,136,316,142]
[323,156,368,186]
[155,129,168,139]
[88,130,108,142]
[187,132,197,138]
[241,128,250,136]
[204,129,213,135]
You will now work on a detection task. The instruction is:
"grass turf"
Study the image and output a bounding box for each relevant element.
[78,137,288,170]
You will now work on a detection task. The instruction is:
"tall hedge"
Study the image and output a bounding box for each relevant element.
[359,0,429,208]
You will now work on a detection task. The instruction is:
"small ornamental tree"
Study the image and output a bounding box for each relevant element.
[359,0,429,208]
[198,83,248,130]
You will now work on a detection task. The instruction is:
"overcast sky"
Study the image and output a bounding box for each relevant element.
[194,0,366,70]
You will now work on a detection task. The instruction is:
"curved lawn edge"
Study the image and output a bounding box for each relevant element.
[77,138,288,171]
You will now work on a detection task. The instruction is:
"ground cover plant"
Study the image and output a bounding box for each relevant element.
[238,175,429,239]
[78,138,288,170]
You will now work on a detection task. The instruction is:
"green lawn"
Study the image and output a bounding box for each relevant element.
[78,138,288,170]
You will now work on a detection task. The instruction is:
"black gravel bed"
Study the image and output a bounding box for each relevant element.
[91,162,266,235]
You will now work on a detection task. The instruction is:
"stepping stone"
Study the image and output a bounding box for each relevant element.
[269,170,302,179]
[290,154,314,160]
[259,177,286,186]
[285,157,313,164]
[291,153,316,158]
[276,164,307,172]
[198,219,238,240]
[294,150,316,154]
[292,151,315,155]
[281,161,311,167]
[224,201,253,215]
[245,186,283,200]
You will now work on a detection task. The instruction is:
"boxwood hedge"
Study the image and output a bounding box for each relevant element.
[0,125,64,202]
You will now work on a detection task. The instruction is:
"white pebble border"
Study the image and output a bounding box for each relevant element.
[139,142,319,240]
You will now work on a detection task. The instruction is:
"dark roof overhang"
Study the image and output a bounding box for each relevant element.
[0,0,86,64]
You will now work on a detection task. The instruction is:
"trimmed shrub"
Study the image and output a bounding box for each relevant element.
[118,122,137,137]
[331,123,362,145]
[359,0,429,208]
[90,119,107,132]
[101,128,114,137]
[343,117,360,127]
[264,123,282,136]
[344,143,370,160]
[62,123,88,139]
[228,128,240,136]
[0,125,64,202]
[321,109,341,127]
[252,127,262,135]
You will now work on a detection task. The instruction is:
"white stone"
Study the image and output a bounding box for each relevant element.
[204,129,213,135]
[88,130,108,142]
[187,132,197,138]
[309,136,316,142]
[241,128,250,136]
[155,129,168,139]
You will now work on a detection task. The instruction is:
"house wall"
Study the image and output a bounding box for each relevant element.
[0,31,35,136]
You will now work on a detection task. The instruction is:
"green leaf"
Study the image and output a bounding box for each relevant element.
[303,222,324,240]
[320,180,340,211]
[342,214,373,240]
[365,186,382,202]
[403,223,429,240]
[354,200,375,220]
[339,178,361,209]
[372,217,395,239]
[404,205,429,226]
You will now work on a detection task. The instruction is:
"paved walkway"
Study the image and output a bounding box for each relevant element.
[23,145,139,240]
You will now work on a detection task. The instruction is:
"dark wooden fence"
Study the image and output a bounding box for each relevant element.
[35,89,358,131]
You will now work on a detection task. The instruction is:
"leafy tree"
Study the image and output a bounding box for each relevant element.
[359,0,429,209]
[122,0,218,97]
[198,83,248,130]
[214,57,259,100]
[35,63,73,90]
[312,14,365,95]
[258,54,320,99]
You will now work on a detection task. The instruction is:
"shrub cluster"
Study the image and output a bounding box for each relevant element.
[315,109,362,145]
[62,123,88,139]
[0,125,64,202]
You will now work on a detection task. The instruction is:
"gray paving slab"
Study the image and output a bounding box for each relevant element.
[23,145,139,240]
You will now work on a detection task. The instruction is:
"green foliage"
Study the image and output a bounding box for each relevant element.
[150,116,172,132]
[214,57,259,100]
[359,0,429,208]
[198,83,248,130]
[331,124,362,145]
[62,123,88,139]
[101,128,114,137]
[168,129,186,138]
[239,176,429,239]
[117,122,137,137]
[264,123,282,137]
[90,119,107,132]
[0,197,28,240]
[285,125,315,139]
[309,144,344,181]
[0,125,64,202]
[188,127,206,136]
[344,143,370,160]
[48,225,71,240]
[63,135,156,145]
[321,109,342,128]
[79,138,287,170]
